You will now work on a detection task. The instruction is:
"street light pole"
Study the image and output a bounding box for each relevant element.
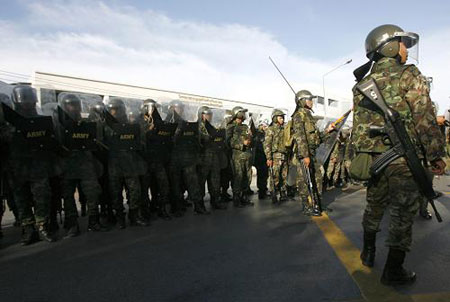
[322,59,352,119]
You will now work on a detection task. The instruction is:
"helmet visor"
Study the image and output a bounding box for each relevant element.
[395,32,419,64]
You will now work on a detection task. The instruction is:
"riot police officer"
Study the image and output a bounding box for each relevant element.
[5,86,57,244]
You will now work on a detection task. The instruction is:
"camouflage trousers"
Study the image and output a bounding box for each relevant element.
[269,153,288,194]
[231,150,252,195]
[109,175,142,213]
[145,162,171,208]
[255,164,268,193]
[221,160,233,193]
[296,157,323,201]
[62,178,101,218]
[170,162,202,208]
[362,163,421,252]
[326,159,343,184]
[198,151,221,200]
[11,177,51,227]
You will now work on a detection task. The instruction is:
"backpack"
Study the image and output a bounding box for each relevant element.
[283,120,294,149]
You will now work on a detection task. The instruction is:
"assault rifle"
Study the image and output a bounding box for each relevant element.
[299,159,322,216]
[356,78,442,222]
[299,120,323,216]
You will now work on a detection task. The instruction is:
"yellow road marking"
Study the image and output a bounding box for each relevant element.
[312,213,450,302]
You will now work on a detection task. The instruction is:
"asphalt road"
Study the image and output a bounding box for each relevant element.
[1,175,449,302]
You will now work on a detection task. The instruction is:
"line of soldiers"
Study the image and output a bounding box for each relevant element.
[0,82,341,244]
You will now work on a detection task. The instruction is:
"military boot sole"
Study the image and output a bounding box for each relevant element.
[381,272,416,286]
[360,252,375,267]
[40,232,57,243]
[420,210,432,220]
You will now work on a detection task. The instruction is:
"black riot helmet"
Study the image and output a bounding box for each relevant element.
[106,98,128,122]
[59,93,82,121]
[12,85,38,116]
[166,99,185,122]
[12,85,38,104]
[141,98,158,116]
[197,105,212,122]
[88,99,105,121]
[168,100,184,115]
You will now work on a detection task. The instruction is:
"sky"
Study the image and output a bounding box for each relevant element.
[0,0,449,113]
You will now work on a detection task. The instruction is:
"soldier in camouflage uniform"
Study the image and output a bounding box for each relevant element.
[353,25,446,285]
[104,98,149,228]
[140,99,172,220]
[197,106,227,210]
[3,86,58,244]
[168,100,209,215]
[0,93,14,238]
[227,106,254,208]
[291,90,324,216]
[254,121,268,200]
[57,93,109,236]
[325,132,346,189]
[220,110,234,202]
[264,109,288,204]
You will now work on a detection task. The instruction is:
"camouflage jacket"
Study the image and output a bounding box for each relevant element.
[228,122,252,153]
[352,57,445,162]
[264,123,287,160]
[292,108,321,158]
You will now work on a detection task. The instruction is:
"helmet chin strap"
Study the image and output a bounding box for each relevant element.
[353,53,375,82]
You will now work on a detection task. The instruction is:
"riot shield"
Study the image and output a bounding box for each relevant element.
[2,103,57,151]
[104,97,143,151]
[105,122,142,151]
[150,122,177,144]
[171,101,201,147]
[203,108,227,149]
[164,100,198,123]
[57,92,104,151]
[0,93,13,125]
[315,110,351,165]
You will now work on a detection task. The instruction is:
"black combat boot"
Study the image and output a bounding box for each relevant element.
[221,189,232,202]
[194,200,211,215]
[80,203,87,217]
[258,190,267,200]
[21,224,40,246]
[38,223,57,242]
[158,205,172,220]
[301,199,312,216]
[360,229,376,267]
[233,194,244,208]
[129,209,150,226]
[280,191,288,202]
[115,211,126,229]
[241,193,254,207]
[210,197,227,210]
[64,217,80,239]
[271,192,279,205]
[419,201,432,220]
[381,248,416,286]
[221,190,232,202]
[88,215,110,232]
[311,204,322,217]
[171,200,185,217]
